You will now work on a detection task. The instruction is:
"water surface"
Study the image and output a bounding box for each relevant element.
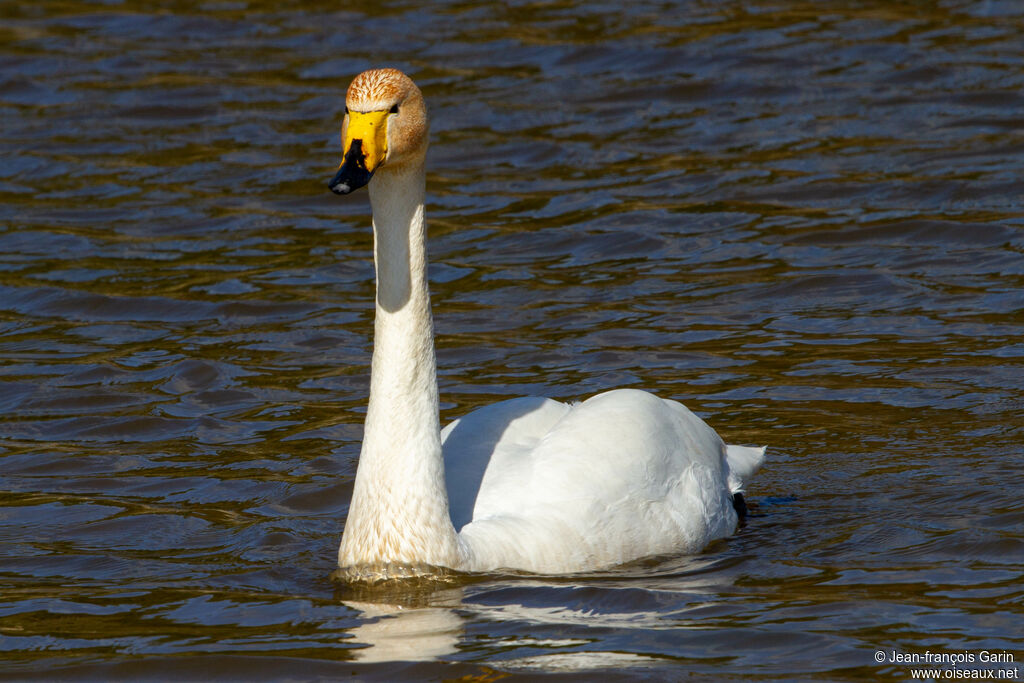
[2,1,1023,680]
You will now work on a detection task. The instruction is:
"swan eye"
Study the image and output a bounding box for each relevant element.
[344,105,349,115]
[389,104,399,114]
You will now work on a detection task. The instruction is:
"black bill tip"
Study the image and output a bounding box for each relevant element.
[328,139,372,195]
[328,173,353,195]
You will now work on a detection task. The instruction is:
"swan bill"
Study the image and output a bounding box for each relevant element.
[329,139,372,194]
[329,109,390,195]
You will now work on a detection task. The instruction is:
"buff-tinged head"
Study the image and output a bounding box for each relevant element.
[328,68,428,195]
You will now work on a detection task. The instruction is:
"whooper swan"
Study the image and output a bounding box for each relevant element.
[328,68,765,581]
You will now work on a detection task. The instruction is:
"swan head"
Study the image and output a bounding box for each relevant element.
[329,68,429,195]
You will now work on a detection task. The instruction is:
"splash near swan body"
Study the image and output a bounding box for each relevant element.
[329,68,765,581]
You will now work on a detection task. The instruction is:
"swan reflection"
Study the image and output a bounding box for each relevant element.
[344,600,463,663]
[338,554,734,667]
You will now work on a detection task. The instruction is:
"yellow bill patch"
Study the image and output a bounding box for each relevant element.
[343,110,390,173]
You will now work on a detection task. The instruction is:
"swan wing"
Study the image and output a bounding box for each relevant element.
[441,396,571,532]
[442,388,755,573]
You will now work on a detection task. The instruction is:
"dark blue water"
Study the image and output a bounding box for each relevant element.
[2,2,1022,680]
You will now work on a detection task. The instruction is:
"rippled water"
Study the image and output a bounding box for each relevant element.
[2,1,1023,680]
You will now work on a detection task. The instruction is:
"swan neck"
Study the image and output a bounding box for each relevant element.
[339,164,463,572]
[366,167,435,437]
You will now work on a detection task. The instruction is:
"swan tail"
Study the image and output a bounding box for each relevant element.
[725,444,766,494]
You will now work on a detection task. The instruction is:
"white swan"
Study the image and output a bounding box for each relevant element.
[328,68,765,581]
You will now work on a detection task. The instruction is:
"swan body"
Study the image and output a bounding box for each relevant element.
[329,68,764,580]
